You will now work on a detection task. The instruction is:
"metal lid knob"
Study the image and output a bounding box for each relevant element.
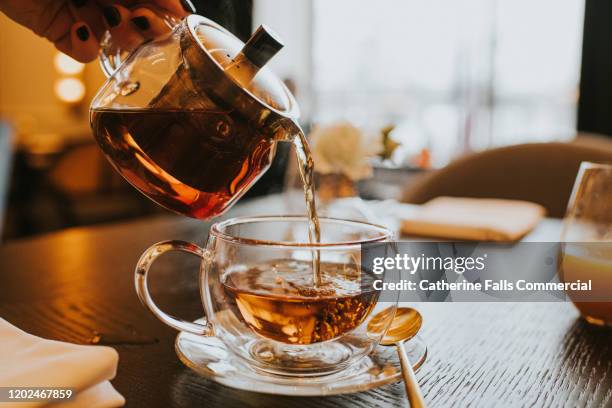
[241,25,284,68]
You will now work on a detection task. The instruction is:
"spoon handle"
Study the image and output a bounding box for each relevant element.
[396,342,426,408]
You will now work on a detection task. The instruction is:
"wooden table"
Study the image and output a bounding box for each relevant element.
[1,196,611,407]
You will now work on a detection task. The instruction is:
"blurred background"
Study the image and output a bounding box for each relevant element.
[1,0,611,240]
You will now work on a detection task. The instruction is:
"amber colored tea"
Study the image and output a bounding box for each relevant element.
[221,259,379,345]
[90,109,276,219]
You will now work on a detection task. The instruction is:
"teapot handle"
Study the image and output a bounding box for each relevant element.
[98,5,182,78]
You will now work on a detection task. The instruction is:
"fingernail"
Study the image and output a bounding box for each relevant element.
[76,25,90,41]
[131,16,150,31]
[71,0,87,8]
[102,6,121,27]
[180,0,196,13]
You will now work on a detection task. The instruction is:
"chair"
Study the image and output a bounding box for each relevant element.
[401,138,612,218]
[0,122,15,239]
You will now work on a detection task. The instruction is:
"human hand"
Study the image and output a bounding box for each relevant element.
[0,0,196,62]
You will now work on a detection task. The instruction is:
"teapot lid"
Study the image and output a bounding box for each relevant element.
[180,15,299,122]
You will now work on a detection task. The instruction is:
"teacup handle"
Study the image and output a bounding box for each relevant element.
[135,240,213,336]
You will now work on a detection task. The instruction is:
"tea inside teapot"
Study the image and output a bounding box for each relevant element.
[91,107,277,218]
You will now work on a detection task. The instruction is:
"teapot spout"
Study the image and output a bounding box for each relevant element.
[269,118,304,143]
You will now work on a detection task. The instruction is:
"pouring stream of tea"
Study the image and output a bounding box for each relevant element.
[292,131,322,285]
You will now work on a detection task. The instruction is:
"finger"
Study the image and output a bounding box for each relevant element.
[68,0,106,40]
[130,8,172,40]
[154,0,196,17]
[104,0,192,19]
[40,2,73,44]
[103,4,144,52]
[55,22,99,63]
[152,0,196,18]
[101,4,122,28]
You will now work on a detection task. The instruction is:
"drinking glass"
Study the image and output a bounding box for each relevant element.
[559,162,612,326]
[135,216,398,376]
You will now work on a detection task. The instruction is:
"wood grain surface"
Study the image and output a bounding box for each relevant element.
[0,197,611,408]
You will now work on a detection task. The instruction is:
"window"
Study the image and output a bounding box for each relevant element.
[254,0,585,166]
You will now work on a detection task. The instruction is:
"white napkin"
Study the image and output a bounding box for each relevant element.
[400,197,546,242]
[0,318,125,408]
[323,198,419,234]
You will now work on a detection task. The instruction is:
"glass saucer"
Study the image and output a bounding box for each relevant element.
[175,318,427,396]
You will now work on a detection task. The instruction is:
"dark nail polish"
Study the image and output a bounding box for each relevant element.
[180,0,196,13]
[102,6,121,27]
[71,0,87,8]
[131,16,150,31]
[76,25,89,41]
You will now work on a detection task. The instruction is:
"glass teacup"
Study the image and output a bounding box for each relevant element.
[135,216,398,376]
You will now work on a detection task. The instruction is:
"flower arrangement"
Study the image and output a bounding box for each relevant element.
[310,122,374,180]
[309,122,377,202]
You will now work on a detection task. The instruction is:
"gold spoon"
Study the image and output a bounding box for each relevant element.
[369,307,426,408]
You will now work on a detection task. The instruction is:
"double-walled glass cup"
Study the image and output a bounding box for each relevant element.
[135,216,398,376]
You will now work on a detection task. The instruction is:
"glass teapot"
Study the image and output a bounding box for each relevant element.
[90,13,301,219]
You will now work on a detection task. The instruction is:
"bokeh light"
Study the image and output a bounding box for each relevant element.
[54,78,86,103]
[54,53,85,75]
